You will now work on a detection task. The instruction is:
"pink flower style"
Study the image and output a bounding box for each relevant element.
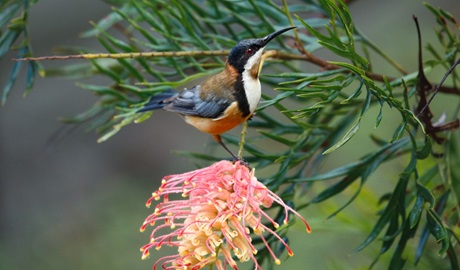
[140,160,311,269]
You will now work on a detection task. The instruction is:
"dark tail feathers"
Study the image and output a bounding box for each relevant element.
[138,89,177,112]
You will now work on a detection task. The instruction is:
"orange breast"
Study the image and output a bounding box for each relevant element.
[183,102,249,135]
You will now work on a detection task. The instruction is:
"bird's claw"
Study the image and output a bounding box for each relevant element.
[231,158,251,170]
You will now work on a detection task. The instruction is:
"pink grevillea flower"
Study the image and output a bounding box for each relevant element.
[140,160,311,270]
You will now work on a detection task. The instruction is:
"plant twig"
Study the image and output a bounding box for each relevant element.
[13,48,459,96]
[412,15,459,143]
[418,57,460,117]
[268,50,460,96]
[12,50,230,61]
[238,121,249,158]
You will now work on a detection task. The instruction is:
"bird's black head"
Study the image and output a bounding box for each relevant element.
[227,26,296,73]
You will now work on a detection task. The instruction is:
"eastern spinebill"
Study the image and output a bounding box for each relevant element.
[139,26,296,160]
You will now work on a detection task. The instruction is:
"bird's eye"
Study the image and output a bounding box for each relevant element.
[245,48,254,55]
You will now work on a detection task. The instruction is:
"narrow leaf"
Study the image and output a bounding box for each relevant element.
[426,209,449,255]
[323,119,359,154]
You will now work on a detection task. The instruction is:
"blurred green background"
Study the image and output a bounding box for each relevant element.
[1,0,459,269]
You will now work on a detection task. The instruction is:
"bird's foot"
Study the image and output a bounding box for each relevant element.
[231,157,251,170]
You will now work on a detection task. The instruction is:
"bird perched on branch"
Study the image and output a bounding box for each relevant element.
[139,26,296,160]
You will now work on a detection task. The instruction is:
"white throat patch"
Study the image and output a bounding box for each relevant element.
[242,48,264,113]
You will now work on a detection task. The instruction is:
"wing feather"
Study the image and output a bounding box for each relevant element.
[164,85,233,119]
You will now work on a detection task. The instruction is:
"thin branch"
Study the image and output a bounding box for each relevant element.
[13,49,460,96]
[268,50,460,96]
[12,50,230,61]
[418,57,460,117]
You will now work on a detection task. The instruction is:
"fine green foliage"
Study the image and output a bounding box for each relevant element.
[0,0,42,104]
[2,0,460,269]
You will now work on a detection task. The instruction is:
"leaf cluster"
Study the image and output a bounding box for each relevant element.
[1,0,42,104]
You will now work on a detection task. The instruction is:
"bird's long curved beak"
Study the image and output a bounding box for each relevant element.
[260,26,296,46]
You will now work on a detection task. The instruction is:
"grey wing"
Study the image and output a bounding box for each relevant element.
[164,85,232,119]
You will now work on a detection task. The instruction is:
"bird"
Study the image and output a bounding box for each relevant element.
[138,26,296,160]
